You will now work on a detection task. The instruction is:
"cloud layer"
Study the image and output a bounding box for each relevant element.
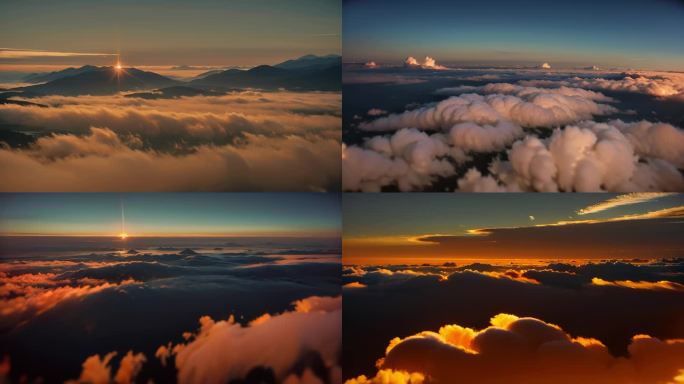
[0,91,341,191]
[349,314,684,384]
[343,260,684,381]
[0,238,341,383]
[520,72,684,98]
[343,68,684,192]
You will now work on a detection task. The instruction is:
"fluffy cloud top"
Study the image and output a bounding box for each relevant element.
[349,314,684,384]
[158,295,342,384]
[344,79,684,192]
[342,129,455,192]
[404,56,447,70]
[460,120,684,192]
[359,90,616,132]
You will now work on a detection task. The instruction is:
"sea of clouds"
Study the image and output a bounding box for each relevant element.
[0,91,341,191]
[343,65,684,192]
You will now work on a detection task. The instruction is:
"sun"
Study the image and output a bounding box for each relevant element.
[115,63,123,71]
[119,233,128,240]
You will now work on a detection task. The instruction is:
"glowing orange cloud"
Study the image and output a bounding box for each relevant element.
[577,193,676,215]
[591,277,684,291]
[0,272,139,329]
[344,282,367,289]
[155,295,341,384]
[348,313,684,384]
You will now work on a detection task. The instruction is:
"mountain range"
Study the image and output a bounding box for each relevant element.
[9,54,341,96]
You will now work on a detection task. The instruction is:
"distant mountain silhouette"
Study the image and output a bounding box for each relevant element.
[22,65,100,83]
[125,85,225,99]
[274,54,341,71]
[191,55,341,91]
[16,67,180,96]
[194,69,225,79]
[11,55,340,96]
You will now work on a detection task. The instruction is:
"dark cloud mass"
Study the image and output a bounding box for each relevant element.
[342,260,684,382]
[0,237,341,383]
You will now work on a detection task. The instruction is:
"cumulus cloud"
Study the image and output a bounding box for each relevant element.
[404,56,447,70]
[577,192,676,215]
[360,91,616,132]
[67,351,146,384]
[352,313,684,384]
[449,120,523,153]
[607,119,684,169]
[345,67,684,192]
[342,129,454,192]
[344,83,649,192]
[459,121,684,192]
[158,295,341,384]
[437,82,614,102]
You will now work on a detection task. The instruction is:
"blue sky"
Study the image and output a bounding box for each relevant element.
[343,0,684,70]
[343,193,684,238]
[0,193,341,236]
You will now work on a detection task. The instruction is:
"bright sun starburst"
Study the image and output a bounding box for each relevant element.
[115,63,123,71]
[119,233,128,240]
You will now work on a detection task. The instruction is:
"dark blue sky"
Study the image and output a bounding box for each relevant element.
[343,0,684,70]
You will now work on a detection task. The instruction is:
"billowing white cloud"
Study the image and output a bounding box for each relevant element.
[449,120,523,153]
[607,120,684,168]
[459,122,684,192]
[342,129,455,192]
[437,82,614,102]
[404,56,447,70]
[346,86,683,193]
[359,91,616,132]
